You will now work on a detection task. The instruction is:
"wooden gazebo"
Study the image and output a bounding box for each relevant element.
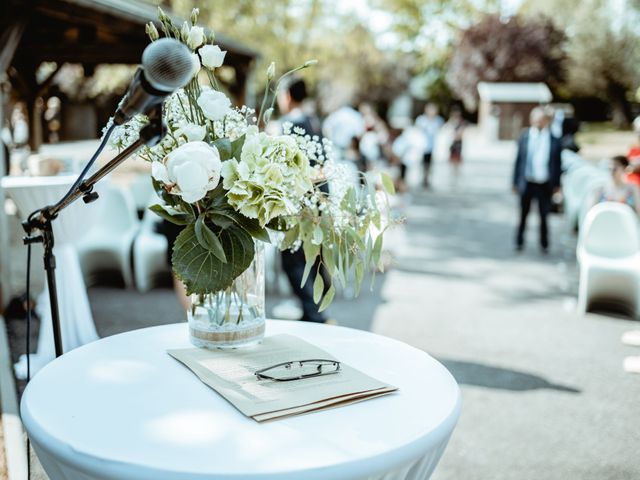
[1,0,258,150]
[0,0,258,308]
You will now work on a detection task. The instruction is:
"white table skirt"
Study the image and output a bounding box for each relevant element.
[21,321,461,480]
[2,175,99,378]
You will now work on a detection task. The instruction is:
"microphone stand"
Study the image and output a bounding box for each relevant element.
[22,105,166,358]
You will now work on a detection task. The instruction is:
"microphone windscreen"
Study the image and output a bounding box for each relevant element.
[142,38,194,92]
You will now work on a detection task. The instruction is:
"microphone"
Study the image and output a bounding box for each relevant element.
[113,38,194,125]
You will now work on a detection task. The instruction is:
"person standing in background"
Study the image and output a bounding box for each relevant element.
[322,104,365,161]
[446,106,466,187]
[415,103,444,188]
[597,156,640,214]
[512,107,562,253]
[277,76,329,324]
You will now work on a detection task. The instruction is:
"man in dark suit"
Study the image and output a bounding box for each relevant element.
[513,107,562,253]
[277,76,329,323]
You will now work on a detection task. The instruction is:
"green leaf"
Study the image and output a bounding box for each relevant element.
[281,224,300,250]
[341,186,357,210]
[372,234,383,268]
[313,271,324,304]
[355,260,364,297]
[151,178,176,207]
[322,244,336,276]
[195,215,227,263]
[303,239,320,264]
[149,204,192,225]
[318,284,335,312]
[212,138,233,160]
[346,226,366,251]
[312,225,324,245]
[208,212,235,229]
[300,258,314,288]
[380,171,396,195]
[172,224,255,295]
[231,134,246,160]
[231,213,271,243]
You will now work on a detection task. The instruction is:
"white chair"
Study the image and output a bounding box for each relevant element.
[577,202,640,317]
[76,185,140,288]
[129,174,157,215]
[133,204,171,292]
[564,165,607,230]
[577,176,608,230]
[561,149,584,173]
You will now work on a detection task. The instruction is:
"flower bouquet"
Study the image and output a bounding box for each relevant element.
[108,8,394,347]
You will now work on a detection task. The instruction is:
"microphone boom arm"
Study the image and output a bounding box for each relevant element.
[22,105,166,358]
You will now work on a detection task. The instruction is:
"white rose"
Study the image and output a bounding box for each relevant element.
[197,90,231,121]
[187,26,205,49]
[178,122,206,142]
[200,45,227,69]
[190,52,201,77]
[151,141,221,203]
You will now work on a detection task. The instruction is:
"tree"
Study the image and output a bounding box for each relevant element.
[373,0,501,106]
[166,0,410,112]
[521,0,640,126]
[445,14,566,111]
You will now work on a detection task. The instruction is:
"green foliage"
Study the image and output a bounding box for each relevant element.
[145,4,396,310]
[168,0,411,109]
[172,223,255,295]
[446,14,566,111]
[521,0,640,125]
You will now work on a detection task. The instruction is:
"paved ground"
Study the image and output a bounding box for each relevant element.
[0,416,6,480]
[5,132,640,479]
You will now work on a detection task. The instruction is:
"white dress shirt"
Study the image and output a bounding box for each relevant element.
[525,127,551,183]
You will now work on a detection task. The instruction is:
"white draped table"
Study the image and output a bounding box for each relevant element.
[1,175,99,378]
[21,321,461,480]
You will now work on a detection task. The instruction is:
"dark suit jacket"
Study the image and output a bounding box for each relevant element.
[512,128,562,194]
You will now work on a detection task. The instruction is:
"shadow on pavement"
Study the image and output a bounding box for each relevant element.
[438,358,581,393]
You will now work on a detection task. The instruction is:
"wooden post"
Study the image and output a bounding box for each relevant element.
[0,88,10,311]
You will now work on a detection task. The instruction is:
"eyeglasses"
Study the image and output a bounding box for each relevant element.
[254,359,341,382]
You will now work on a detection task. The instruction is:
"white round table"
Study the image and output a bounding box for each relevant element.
[1,175,100,379]
[21,321,461,480]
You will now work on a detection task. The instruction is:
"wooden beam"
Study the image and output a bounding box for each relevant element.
[0,18,27,74]
[16,44,147,65]
[0,90,10,309]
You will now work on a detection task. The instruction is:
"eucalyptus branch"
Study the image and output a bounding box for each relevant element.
[267,60,318,114]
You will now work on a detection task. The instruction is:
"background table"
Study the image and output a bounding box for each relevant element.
[2,175,99,379]
[21,321,461,480]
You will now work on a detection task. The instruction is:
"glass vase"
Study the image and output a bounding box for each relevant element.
[187,242,265,349]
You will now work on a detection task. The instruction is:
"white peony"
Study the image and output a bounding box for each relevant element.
[177,122,206,142]
[152,141,221,203]
[197,90,231,121]
[187,26,205,49]
[200,45,227,69]
[190,52,201,77]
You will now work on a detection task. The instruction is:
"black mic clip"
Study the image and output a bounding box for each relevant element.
[139,103,167,147]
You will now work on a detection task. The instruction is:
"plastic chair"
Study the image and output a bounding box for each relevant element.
[133,203,171,292]
[564,165,607,231]
[76,186,140,288]
[129,175,156,215]
[577,202,640,317]
[577,177,608,230]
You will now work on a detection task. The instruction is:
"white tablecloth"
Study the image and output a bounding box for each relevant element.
[21,321,461,480]
[1,175,99,378]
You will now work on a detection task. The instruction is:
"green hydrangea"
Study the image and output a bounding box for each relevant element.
[221,132,313,226]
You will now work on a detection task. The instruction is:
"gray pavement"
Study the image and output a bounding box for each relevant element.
[5,133,640,479]
[376,139,640,480]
